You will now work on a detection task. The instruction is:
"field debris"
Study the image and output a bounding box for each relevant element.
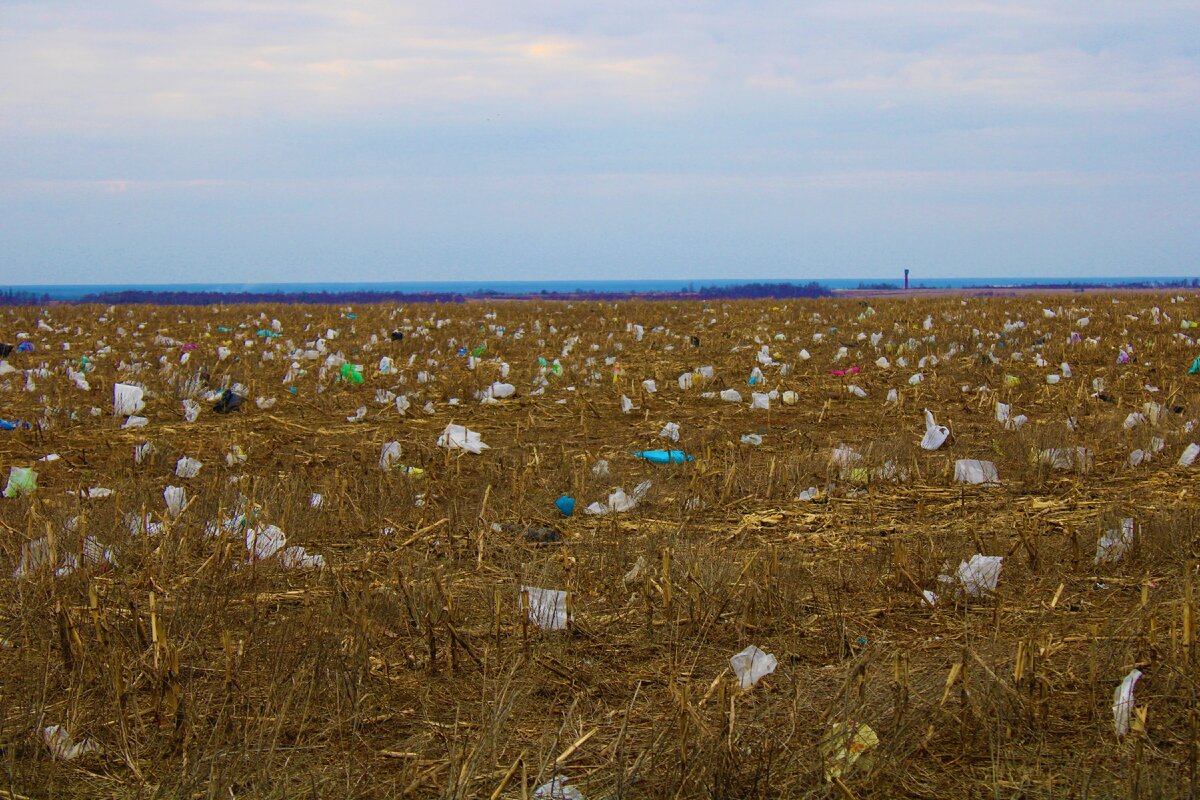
[0,292,1197,797]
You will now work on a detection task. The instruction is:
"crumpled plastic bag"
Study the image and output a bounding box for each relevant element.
[659,422,680,441]
[246,524,287,563]
[821,720,878,781]
[584,480,651,515]
[164,485,187,516]
[956,554,1003,597]
[1095,518,1135,564]
[43,724,101,760]
[175,456,202,479]
[534,775,585,800]
[730,644,777,689]
[3,467,37,498]
[437,423,489,454]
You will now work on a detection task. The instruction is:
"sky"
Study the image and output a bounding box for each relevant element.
[1,0,1198,285]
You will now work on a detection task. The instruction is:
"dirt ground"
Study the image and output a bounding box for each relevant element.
[0,292,1198,798]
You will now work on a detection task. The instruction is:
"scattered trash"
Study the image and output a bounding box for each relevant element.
[554,495,576,516]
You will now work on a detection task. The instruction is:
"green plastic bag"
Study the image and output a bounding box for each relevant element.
[4,467,37,498]
[340,363,364,384]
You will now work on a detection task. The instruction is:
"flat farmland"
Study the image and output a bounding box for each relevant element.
[0,294,1197,798]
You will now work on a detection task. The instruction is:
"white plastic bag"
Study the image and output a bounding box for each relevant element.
[730,644,777,689]
[920,409,950,450]
[523,585,569,630]
[1095,518,1135,564]
[164,485,186,516]
[1113,668,1143,737]
[437,423,489,454]
[113,383,145,416]
[957,554,1003,596]
[175,456,202,478]
[954,459,998,484]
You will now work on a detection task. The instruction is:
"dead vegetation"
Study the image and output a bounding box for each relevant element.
[0,294,1198,798]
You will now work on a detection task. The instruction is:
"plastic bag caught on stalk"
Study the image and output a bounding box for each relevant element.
[920,409,949,450]
[246,524,287,562]
[730,645,777,689]
[437,423,489,454]
[821,721,879,781]
[280,545,326,570]
[1113,668,1143,737]
[1095,518,1135,564]
[3,467,37,497]
[533,775,585,800]
[164,485,186,516]
[956,554,1003,597]
[954,459,999,484]
[380,441,402,469]
[113,383,145,416]
[523,585,569,630]
[175,456,202,478]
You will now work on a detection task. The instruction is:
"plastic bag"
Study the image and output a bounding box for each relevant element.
[730,644,777,689]
[175,456,202,478]
[954,459,999,484]
[632,450,692,464]
[523,585,569,630]
[3,467,37,497]
[113,383,145,416]
[1113,668,1143,737]
[1095,518,1135,564]
[437,424,489,454]
[957,554,1003,596]
[920,409,949,450]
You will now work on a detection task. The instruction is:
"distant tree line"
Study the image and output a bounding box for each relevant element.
[692,282,832,299]
[0,290,51,306]
[74,290,468,305]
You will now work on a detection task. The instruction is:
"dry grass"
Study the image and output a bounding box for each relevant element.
[0,294,1197,798]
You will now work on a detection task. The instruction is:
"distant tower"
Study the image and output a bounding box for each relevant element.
[904,269,910,290]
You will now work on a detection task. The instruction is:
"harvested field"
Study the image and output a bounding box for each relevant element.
[1,294,1198,798]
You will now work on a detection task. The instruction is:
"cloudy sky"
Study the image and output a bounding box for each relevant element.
[1,1,1197,285]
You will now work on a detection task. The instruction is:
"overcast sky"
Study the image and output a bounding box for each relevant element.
[1,0,1197,285]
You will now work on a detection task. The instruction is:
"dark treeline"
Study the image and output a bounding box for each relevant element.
[692,281,832,299]
[74,290,468,305]
[0,290,51,306]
